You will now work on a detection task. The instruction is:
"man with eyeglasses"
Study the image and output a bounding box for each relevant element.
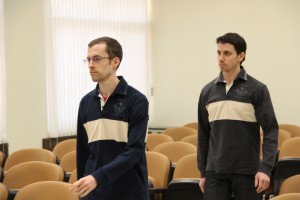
[70,37,150,200]
[197,33,278,200]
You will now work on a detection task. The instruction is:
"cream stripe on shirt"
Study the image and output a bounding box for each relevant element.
[206,100,257,122]
[84,118,129,143]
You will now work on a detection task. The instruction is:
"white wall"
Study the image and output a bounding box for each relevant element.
[150,0,300,127]
[4,0,47,153]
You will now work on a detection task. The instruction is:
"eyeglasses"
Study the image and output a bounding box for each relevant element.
[83,56,110,64]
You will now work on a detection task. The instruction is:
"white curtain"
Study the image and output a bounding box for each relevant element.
[0,0,7,143]
[44,0,150,137]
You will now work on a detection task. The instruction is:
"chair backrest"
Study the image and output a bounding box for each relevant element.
[146,134,174,151]
[14,181,79,200]
[153,141,197,164]
[182,122,198,130]
[180,135,198,147]
[172,154,200,180]
[4,148,57,171]
[279,174,300,195]
[53,139,76,161]
[278,137,300,159]
[270,193,300,200]
[60,151,76,174]
[162,127,197,141]
[166,179,203,200]
[279,124,300,138]
[146,151,171,188]
[3,161,65,190]
[0,151,4,168]
[0,182,9,200]
[278,129,292,150]
[68,169,77,184]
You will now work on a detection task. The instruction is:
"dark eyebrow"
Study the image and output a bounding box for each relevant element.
[86,55,101,59]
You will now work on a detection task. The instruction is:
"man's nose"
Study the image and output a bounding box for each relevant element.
[218,54,224,61]
[89,62,94,68]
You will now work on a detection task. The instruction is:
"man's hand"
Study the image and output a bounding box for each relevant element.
[255,172,270,193]
[199,178,206,193]
[70,175,98,198]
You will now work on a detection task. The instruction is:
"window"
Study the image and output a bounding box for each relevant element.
[0,0,7,143]
[44,0,149,137]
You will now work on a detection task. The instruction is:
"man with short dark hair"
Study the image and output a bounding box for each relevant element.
[70,36,149,200]
[197,33,278,200]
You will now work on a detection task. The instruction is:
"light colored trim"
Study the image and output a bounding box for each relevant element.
[84,119,128,143]
[145,124,149,142]
[225,82,233,94]
[206,100,257,122]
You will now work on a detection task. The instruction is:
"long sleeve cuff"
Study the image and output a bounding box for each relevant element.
[258,163,273,177]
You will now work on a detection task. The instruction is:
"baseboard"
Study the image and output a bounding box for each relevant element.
[42,135,76,151]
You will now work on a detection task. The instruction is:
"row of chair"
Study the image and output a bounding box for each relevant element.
[146,125,199,198]
[146,126,200,200]
[258,124,300,198]
[162,127,197,141]
[1,137,76,170]
[52,139,76,163]
[0,166,77,200]
[148,123,300,199]
[3,163,298,199]
[1,148,76,176]
[0,151,199,200]
[146,137,300,199]
[147,152,202,200]
[2,169,299,200]
[0,141,77,200]
[0,160,77,198]
[272,137,300,196]
[0,123,298,200]
[147,133,197,151]
[5,188,299,200]
[149,124,299,156]
[152,141,196,165]
[277,124,300,138]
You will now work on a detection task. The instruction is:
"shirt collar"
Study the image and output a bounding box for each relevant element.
[214,66,248,84]
[94,76,128,96]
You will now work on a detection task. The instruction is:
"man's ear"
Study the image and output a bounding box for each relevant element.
[112,57,121,70]
[238,52,246,62]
